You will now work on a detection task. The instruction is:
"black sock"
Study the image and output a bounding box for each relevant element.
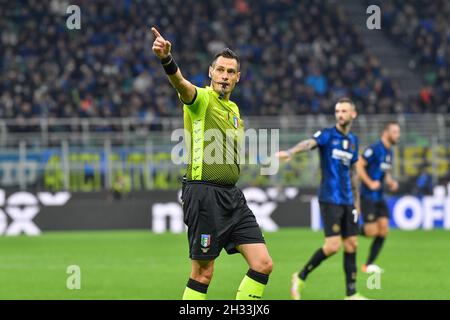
[299,248,328,280]
[187,278,209,294]
[247,269,270,285]
[344,252,357,296]
[367,236,385,265]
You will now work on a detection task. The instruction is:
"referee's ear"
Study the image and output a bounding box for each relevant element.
[208,66,212,79]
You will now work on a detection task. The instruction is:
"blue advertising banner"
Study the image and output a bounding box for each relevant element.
[386,194,450,230]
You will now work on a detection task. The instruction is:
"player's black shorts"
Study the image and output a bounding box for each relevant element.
[319,202,359,238]
[181,181,265,260]
[361,198,389,224]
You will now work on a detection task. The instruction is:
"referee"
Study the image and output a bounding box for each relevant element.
[151,27,273,300]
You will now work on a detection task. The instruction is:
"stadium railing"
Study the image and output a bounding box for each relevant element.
[0,114,448,191]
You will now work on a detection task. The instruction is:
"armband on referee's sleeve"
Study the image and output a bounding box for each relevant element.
[160,54,178,75]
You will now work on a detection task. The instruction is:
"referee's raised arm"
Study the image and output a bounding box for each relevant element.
[151,27,196,104]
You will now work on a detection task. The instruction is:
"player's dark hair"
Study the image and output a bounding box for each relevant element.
[211,48,240,71]
[336,97,356,110]
[383,121,400,131]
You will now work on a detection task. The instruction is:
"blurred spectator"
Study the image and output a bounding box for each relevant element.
[413,164,434,196]
[112,173,131,200]
[375,0,449,113]
[0,0,420,125]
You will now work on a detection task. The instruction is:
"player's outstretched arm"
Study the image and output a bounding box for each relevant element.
[276,138,317,162]
[356,158,381,190]
[151,27,196,104]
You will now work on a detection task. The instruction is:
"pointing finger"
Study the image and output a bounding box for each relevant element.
[151,27,163,39]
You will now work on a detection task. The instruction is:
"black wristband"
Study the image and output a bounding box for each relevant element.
[160,54,178,75]
[160,55,172,64]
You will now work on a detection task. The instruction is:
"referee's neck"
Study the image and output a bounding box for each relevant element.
[211,85,231,101]
[218,91,231,101]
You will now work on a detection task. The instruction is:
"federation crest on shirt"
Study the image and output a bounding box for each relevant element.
[342,139,349,150]
[233,115,239,128]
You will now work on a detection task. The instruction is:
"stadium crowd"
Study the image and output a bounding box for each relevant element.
[0,0,446,124]
[376,0,449,113]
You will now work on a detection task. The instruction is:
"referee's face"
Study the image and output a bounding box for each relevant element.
[209,56,241,96]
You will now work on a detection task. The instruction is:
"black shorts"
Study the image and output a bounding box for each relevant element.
[181,181,265,260]
[319,202,359,238]
[361,198,389,224]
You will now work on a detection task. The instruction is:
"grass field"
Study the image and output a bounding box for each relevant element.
[0,228,449,300]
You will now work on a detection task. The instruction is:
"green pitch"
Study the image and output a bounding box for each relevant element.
[0,229,449,300]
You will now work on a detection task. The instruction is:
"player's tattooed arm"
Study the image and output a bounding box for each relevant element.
[351,164,361,214]
[151,27,196,104]
[276,138,317,162]
[289,138,318,154]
